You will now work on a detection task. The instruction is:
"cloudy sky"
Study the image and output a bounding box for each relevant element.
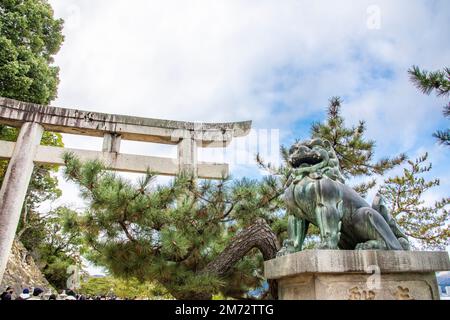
[44,1,449,216]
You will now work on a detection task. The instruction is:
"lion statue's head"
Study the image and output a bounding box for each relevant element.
[288,138,345,183]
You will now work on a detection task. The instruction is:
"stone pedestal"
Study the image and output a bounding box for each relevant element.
[264,250,450,300]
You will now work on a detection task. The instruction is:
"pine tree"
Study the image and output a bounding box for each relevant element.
[257,97,408,244]
[310,97,406,196]
[378,153,449,250]
[62,96,449,299]
[260,97,448,251]
[62,153,283,300]
[408,66,450,146]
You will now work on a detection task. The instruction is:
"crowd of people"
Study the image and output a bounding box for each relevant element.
[0,286,124,301]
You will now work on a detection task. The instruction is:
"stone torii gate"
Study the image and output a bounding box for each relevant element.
[0,97,251,283]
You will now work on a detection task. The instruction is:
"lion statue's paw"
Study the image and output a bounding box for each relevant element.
[355,240,387,250]
[398,237,411,250]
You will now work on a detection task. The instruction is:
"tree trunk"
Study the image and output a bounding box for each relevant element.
[157,219,281,301]
[202,218,280,299]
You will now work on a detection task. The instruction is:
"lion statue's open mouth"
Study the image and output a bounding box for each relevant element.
[285,138,345,183]
[289,146,324,168]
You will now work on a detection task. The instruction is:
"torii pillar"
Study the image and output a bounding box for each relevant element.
[0,122,44,282]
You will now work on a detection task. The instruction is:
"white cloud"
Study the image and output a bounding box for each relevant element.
[44,0,449,209]
[48,1,449,122]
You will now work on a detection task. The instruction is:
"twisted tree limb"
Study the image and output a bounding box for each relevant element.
[203,218,280,299]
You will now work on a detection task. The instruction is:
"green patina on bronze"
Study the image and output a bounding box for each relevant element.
[278,138,410,256]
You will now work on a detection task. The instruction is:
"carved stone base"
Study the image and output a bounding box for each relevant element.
[264,250,450,300]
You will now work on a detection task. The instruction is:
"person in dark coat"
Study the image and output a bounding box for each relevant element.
[1,286,14,300]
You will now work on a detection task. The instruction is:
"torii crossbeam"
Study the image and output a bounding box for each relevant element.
[0,97,251,283]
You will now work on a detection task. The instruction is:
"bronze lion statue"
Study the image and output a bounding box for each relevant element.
[278,138,410,256]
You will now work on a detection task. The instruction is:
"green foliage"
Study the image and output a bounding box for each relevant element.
[62,152,284,299]
[260,96,446,250]
[378,153,449,250]
[19,206,84,289]
[307,98,448,249]
[409,66,450,97]
[258,96,406,198]
[0,0,71,288]
[310,97,406,196]
[0,124,66,290]
[0,0,65,231]
[61,93,449,299]
[0,0,65,204]
[408,66,450,146]
[0,0,64,104]
[433,128,450,146]
[79,276,172,299]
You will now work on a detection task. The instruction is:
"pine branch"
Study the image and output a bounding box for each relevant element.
[444,103,450,118]
[353,179,377,198]
[379,153,449,249]
[119,221,137,242]
[328,96,342,117]
[433,129,450,146]
[408,65,450,97]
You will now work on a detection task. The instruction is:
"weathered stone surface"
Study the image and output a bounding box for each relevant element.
[0,140,228,179]
[0,96,252,146]
[265,250,450,300]
[265,250,450,278]
[0,122,43,283]
[0,240,51,295]
[277,272,440,300]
